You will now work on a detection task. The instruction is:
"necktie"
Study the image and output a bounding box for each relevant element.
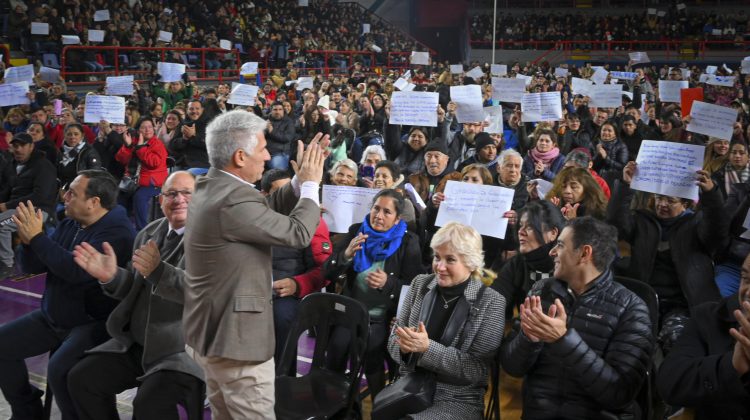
[160,230,182,259]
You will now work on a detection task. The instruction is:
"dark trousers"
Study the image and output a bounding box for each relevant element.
[326,320,388,375]
[68,345,204,420]
[0,309,108,420]
[273,295,300,374]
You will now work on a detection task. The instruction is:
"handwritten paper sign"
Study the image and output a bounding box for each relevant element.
[658,80,689,103]
[706,65,717,75]
[450,64,463,74]
[521,92,563,122]
[227,83,259,106]
[435,181,515,239]
[629,51,651,64]
[157,62,186,83]
[484,106,503,134]
[742,59,750,75]
[588,84,622,108]
[296,77,314,90]
[62,35,80,45]
[322,185,379,233]
[30,22,49,35]
[680,87,703,117]
[410,51,429,65]
[362,23,370,33]
[0,82,30,107]
[466,66,485,81]
[492,77,526,103]
[705,75,735,87]
[240,62,258,75]
[450,85,485,123]
[105,75,134,96]
[610,71,637,81]
[515,74,532,86]
[687,101,738,140]
[4,64,34,84]
[393,78,409,91]
[554,67,568,78]
[83,95,125,124]
[592,67,609,85]
[94,9,110,21]
[88,29,105,43]
[491,64,507,76]
[39,66,60,83]
[631,140,704,201]
[219,39,232,50]
[389,91,439,127]
[158,31,172,43]
[571,77,594,96]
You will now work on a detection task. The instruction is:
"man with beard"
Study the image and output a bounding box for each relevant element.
[442,101,485,169]
[170,99,210,170]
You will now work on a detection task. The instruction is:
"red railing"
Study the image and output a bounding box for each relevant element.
[471,39,750,64]
[58,46,436,85]
[61,46,242,84]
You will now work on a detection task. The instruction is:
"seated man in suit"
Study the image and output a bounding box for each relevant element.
[0,170,135,420]
[68,171,204,420]
[501,217,654,419]
[656,252,750,420]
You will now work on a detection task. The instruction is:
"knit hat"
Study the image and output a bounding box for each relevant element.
[10,133,33,145]
[424,138,449,155]
[474,132,495,151]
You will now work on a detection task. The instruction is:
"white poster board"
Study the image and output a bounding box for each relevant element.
[704,75,735,87]
[630,140,704,201]
[227,83,259,106]
[492,77,526,103]
[449,64,463,74]
[554,67,568,78]
[4,64,34,84]
[450,85,485,123]
[571,77,594,96]
[83,95,126,124]
[435,181,515,239]
[521,92,563,122]
[0,82,31,107]
[296,77,314,90]
[158,31,173,43]
[31,22,49,35]
[94,9,110,21]
[687,101,738,140]
[591,67,609,85]
[219,39,232,50]
[61,35,80,45]
[410,51,430,65]
[157,62,186,82]
[322,185,379,233]
[240,62,259,75]
[491,64,507,76]
[39,66,60,83]
[389,91,439,127]
[610,71,637,81]
[588,84,622,108]
[466,66,485,81]
[105,75,134,96]
[88,29,105,43]
[483,106,503,134]
[658,80,689,103]
[629,51,651,64]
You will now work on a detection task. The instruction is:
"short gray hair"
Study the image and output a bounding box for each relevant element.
[329,158,358,177]
[430,222,484,273]
[499,149,522,166]
[360,145,387,165]
[205,109,266,169]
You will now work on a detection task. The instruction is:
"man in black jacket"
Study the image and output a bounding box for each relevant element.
[0,133,58,278]
[501,217,654,419]
[265,102,296,171]
[656,253,750,420]
[169,99,210,169]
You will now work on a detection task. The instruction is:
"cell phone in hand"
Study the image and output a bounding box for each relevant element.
[361,165,375,179]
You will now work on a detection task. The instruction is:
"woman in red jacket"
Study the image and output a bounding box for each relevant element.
[116,117,168,230]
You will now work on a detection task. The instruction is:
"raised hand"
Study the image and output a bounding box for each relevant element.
[73,242,118,283]
[295,132,331,184]
[132,240,161,278]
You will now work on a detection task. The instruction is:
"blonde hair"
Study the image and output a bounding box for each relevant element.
[430,222,497,286]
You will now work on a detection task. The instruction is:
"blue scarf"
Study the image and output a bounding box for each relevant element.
[353,216,407,273]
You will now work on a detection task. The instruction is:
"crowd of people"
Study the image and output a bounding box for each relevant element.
[4,0,422,75]
[470,8,750,49]
[2,39,750,419]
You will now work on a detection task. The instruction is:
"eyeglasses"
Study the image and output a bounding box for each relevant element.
[161,190,193,200]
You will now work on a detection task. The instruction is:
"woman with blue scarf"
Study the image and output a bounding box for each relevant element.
[324,189,425,398]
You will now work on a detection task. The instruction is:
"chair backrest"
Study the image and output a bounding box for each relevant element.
[614,275,659,336]
[277,293,370,380]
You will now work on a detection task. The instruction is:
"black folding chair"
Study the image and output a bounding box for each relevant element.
[275,293,370,420]
[615,275,660,420]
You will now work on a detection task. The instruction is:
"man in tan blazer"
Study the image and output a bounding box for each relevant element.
[182,109,328,419]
